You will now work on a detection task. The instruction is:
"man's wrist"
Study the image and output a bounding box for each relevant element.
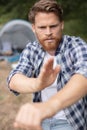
[35,78,45,91]
[41,98,61,119]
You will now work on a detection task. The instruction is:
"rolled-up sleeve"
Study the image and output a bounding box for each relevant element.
[7,43,34,94]
[70,39,87,78]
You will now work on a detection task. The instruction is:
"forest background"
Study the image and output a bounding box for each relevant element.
[0,0,87,41]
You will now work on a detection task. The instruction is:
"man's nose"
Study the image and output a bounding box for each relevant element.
[45,27,52,36]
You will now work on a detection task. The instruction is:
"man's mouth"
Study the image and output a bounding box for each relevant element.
[45,38,54,42]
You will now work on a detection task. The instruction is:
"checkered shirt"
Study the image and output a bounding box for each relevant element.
[7,35,87,130]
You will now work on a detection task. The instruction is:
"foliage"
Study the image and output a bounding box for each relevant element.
[0,0,87,41]
[64,19,87,41]
[0,0,87,21]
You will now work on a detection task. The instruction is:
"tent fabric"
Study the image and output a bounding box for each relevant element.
[0,19,36,53]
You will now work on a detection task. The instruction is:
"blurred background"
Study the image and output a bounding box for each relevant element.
[0,0,87,130]
[0,0,87,41]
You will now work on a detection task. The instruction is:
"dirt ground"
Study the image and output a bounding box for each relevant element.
[0,61,32,130]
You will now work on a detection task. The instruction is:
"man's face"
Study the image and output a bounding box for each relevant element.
[32,12,64,54]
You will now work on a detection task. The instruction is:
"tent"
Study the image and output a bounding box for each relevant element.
[0,19,36,54]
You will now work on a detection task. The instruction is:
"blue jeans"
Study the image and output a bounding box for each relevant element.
[41,118,74,130]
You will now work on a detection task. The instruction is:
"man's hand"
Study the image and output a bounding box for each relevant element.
[37,57,61,90]
[14,102,49,130]
[9,57,60,93]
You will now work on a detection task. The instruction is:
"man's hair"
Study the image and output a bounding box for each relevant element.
[28,0,63,23]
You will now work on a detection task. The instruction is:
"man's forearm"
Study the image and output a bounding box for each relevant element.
[9,73,41,93]
[42,74,87,119]
[9,58,60,94]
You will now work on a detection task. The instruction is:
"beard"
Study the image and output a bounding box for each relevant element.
[38,36,62,52]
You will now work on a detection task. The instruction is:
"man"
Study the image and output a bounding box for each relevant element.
[7,0,87,130]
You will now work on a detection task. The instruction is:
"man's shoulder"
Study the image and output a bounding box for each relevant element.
[64,35,83,42]
[26,41,42,51]
[24,41,45,58]
[63,35,87,47]
[27,41,41,47]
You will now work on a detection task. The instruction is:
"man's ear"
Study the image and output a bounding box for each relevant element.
[61,21,64,30]
[32,24,35,33]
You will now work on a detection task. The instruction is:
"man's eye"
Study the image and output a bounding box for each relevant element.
[51,25,58,28]
[39,27,45,29]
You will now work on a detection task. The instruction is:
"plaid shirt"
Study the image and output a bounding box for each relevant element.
[7,35,87,130]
